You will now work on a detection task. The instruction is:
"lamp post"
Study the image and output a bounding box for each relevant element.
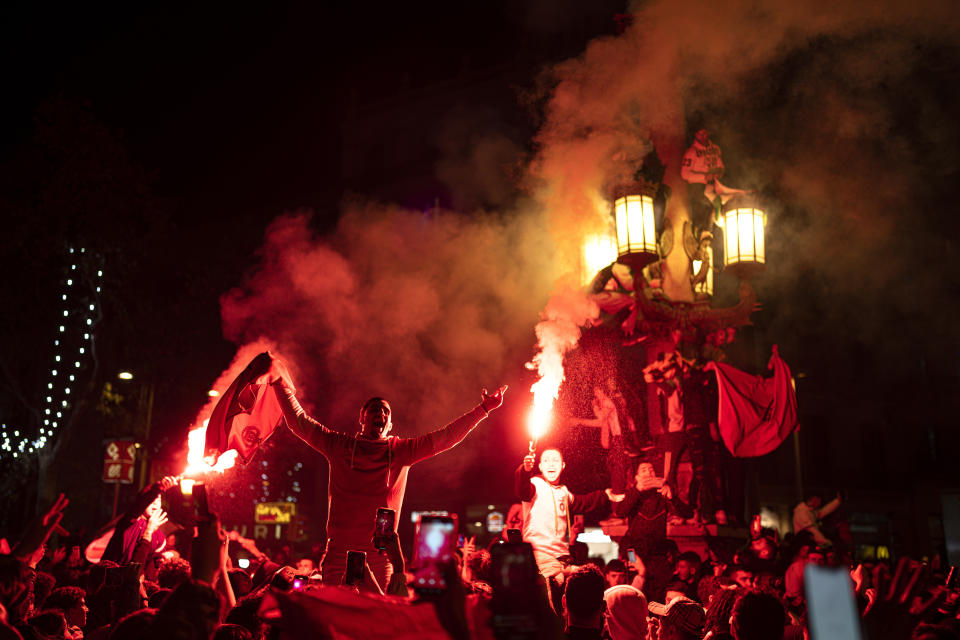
[113,371,155,490]
[586,144,765,342]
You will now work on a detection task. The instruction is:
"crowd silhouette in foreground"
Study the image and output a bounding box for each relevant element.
[1,473,959,640]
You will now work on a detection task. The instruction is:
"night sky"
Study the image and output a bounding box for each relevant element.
[2,1,959,538]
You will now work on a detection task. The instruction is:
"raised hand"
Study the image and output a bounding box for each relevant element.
[51,546,68,566]
[14,493,69,561]
[605,488,625,502]
[461,535,476,557]
[145,508,168,537]
[480,385,508,413]
[523,453,536,472]
[862,557,946,640]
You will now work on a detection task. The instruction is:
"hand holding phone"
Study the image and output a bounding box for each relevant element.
[412,514,457,593]
[345,550,366,586]
[805,564,862,640]
[374,508,396,551]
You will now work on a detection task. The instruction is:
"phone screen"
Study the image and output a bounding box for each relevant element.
[345,550,366,586]
[506,528,522,544]
[627,548,637,563]
[805,565,862,640]
[374,508,396,550]
[413,515,457,592]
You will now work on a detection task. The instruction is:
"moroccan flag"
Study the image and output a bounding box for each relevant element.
[204,352,290,465]
[705,345,798,458]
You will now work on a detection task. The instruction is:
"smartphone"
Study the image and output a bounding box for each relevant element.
[458,534,466,548]
[490,542,539,637]
[805,564,862,640]
[193,482,210,520]
[627,548,637,563]
[412,514,458,593]
[374,508,396,550]
[345,550,366,586]
[506,528,523,544]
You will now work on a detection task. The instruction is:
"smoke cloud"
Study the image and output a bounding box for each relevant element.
[214,0,960,487]
[529,0,960,366]
[219,204,558,444]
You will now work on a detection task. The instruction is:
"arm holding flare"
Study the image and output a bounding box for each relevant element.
[515,458,535,502]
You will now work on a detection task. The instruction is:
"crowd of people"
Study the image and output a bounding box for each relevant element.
[1,477,958,640]
[1,358,956,639]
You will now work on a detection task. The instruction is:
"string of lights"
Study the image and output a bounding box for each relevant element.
[0,247,103,459]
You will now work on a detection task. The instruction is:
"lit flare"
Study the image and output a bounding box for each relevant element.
[525,283,600,452]
[183,420,238,477]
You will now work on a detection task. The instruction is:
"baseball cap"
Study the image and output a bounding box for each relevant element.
[648,596,705,634]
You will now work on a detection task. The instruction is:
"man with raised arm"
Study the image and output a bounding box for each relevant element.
[515,447,622,610]
[266,356,507,588]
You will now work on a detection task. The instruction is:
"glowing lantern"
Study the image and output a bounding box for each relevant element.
[612,182,658,271]
[580,232,618,286]
[722,203,766,278]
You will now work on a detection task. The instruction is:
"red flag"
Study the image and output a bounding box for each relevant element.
[705,345,798,458]
[204,352,290,465]
[259,587,449,639]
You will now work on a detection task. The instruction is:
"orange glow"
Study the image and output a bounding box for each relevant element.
[528,349,563,442]
[581,233,618,286]
[526,286,598,448]
[183,419,238,477]
[179,478,196,496]
[527,396,553,442]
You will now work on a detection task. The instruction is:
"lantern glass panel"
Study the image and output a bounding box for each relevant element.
[614,194,656,257]
[615,199,630,255]
[754,212,765,263]
[724,207,765,267]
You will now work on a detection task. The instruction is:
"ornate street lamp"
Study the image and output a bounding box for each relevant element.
[612,181,658,272]
[722,200,766,279]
